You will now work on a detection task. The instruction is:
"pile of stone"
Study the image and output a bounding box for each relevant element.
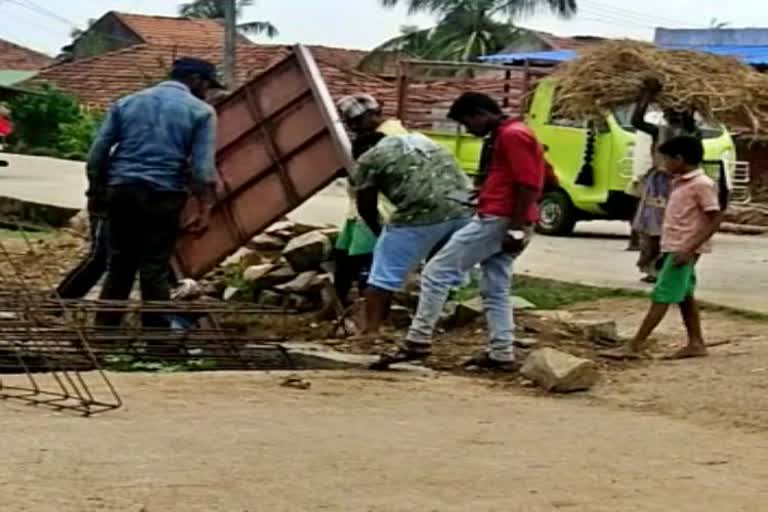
[204,220,340,312]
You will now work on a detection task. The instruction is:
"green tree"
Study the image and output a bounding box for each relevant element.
[7,86,101,160]
[373,0,577,62]
[178,0,278,37]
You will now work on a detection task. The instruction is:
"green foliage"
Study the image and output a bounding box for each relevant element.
[452,275,644,309]
[7,85,102,161]
[370,0,577,64]
[178,0,278,37]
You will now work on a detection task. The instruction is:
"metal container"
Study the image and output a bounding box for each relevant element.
[174,45,353,278]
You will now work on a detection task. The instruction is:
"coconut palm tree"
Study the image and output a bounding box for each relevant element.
[178,0,278,38]
[372,0,577,62]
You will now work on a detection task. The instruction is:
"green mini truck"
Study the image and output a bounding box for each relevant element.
[424,77,749,235]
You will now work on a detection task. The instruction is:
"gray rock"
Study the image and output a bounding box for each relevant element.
[257,290,284,308]
[265,220,296,236]
[520,348,599,393]
[221,247,261,267]
[281,342,432,372]
[223,286,240,302]
[453,297,483,327]
[258,265,298,288]
[454,295,536,328]
[283,231,333,272]
[275,271,319,293]
[285,293,316,312]
[532,310,575,323]
[242,263,276,283]
[293,223,331,236]
[248,233,286,252]
[510,296,537,310]
[570,320,621,346]
[514,337,540,348]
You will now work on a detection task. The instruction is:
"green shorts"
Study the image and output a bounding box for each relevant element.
[335,219,377,256]
[651,254,697,304]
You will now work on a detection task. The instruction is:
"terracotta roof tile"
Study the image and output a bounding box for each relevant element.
[0,38,53,71]
[27,44,389,109]
[534,31,606,51]
[27,42,514,134]
[305,45,368,70]
[114,12,250,47]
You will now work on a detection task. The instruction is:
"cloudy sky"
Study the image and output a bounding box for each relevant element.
[1,0,767,56]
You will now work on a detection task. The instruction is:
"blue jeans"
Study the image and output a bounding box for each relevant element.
[368,217,470,292]
[406,215,518,362]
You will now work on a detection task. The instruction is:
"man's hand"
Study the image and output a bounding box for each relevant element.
[673,251,695,267]
[188,184,216,234]
[188,204,211,234]
[642,77,663,96]
[86,188,108,217]
[501,228,530,257]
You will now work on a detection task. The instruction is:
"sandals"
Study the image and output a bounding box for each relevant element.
[370,341,432,371]
[462,352,520,372]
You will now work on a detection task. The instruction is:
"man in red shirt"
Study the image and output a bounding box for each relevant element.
[373,92,546,371]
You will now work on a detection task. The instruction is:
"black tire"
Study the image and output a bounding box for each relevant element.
[536,190,577,236]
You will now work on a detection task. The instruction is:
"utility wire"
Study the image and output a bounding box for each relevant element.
[581,0,703,28]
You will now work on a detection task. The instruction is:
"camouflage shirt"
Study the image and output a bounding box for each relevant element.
[351,133,472,226]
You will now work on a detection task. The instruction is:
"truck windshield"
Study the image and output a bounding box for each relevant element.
[612,104,724,139]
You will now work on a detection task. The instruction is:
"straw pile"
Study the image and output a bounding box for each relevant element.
[551,40,768,137]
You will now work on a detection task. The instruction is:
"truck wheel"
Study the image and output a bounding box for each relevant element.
[536,190,577,236]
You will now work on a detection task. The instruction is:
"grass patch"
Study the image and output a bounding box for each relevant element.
[455,274,768,322]
[452,274,645,310]
[0,227,54,240]
[513,275,645,310]
[698,302,768,323]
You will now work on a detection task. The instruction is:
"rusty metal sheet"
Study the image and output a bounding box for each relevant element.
[174,45,353,278]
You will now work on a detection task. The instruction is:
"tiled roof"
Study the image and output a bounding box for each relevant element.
[305,45,368,70]
[534,31,605,51]
[0,38,53,71]
[27,43,291,108]
[26,39,515,134]
[114,12,250,47]
[27,43,398,108]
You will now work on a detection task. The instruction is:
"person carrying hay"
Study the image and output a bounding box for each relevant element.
[630,78,701,283]
[603,136,723,361]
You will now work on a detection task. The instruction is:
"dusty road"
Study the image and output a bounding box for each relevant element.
[2,294,768,512]
[3,154,767,313]
[2,368,767,512]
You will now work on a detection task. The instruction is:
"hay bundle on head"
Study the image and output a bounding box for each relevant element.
[551,40,768,137]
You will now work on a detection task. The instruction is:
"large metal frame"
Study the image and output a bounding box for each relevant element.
[174,45,353,278]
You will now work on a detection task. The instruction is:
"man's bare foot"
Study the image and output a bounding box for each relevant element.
[599,345,649,360]
[663,345,708,360]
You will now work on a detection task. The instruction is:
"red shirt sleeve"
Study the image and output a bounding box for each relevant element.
[496,125,544,190]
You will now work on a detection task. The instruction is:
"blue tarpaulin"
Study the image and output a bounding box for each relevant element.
[481,45,768,66]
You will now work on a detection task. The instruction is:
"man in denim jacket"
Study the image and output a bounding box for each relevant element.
[87,57,220,328]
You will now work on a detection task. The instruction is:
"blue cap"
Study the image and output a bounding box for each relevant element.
[172,57,224,89]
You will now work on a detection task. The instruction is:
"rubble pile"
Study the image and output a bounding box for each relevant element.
[203,220,341,312]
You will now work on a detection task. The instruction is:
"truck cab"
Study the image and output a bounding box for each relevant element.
[425,77,749,235]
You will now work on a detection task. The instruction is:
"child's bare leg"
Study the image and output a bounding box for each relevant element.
[362,286,392,336]
[667,295,708,359]
[602,302,669,359]
[629,302,669,353]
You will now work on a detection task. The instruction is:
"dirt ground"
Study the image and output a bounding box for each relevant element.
[1,298,768,511]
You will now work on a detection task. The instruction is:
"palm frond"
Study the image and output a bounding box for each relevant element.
[237,20,279,37]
